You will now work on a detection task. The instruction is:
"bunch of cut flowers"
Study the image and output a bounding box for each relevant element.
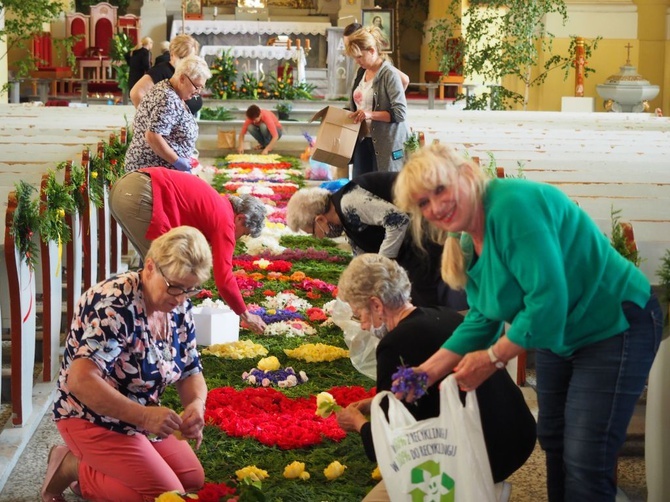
[242,356,308,388]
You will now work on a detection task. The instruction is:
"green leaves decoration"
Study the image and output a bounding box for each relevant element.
[39,171,75,245]
[10,181,40,270]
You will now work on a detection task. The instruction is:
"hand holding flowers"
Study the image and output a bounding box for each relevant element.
[391,365,429,402]
[315,391,341,418]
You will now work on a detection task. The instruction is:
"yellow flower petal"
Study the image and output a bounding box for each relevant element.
[324,461,347,480]
[283,460,306,479]
[235,465,269,482]
[257,355,281,371]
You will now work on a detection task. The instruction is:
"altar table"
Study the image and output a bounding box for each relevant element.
[201,45,307,83]
[171,20,331,39]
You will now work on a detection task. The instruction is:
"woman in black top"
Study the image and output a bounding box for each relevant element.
[130,34,202,116]
[286,172,466,309]
[127,37,153,90]
[335,254,537,502]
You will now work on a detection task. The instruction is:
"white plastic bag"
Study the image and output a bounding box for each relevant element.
[330,299,378,380]
[370,374,496,502]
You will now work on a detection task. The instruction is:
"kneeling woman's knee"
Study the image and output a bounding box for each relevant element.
[180,464,205,493]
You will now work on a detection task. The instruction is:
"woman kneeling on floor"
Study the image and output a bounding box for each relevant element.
[41,226,212,502]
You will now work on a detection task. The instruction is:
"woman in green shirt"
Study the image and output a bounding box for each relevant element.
[393,143,662,502]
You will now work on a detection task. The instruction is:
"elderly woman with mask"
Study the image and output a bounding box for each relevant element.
[41,226,211,501]
[125,55,211,173]
[335,254,536,502]
[286,172,466,309]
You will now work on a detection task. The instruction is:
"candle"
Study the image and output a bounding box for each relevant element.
[296,39,301,49]
[213,6,218,16]
[287,39,292,49]
[305,39,310,50]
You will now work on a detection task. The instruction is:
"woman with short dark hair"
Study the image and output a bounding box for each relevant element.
[109,167,268,333]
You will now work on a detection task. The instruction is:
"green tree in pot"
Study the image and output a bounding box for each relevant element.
[110,32,134,105]
[428,0,600,110]
[0,0,63,95]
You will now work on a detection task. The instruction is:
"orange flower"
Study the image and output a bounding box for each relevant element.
[290,271,306,281]
[263,289,277,296]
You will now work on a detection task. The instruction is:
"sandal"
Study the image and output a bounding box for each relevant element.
[70,480,82,497]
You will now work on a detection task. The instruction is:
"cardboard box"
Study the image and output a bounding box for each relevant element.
[310,106,363,169]
[192,306,240,346]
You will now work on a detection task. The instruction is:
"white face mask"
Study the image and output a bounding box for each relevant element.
[369,321,389,339]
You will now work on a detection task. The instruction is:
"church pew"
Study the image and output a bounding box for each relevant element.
[2,189,37,426]
[38,172,67,383]
[0,170,72,396]
[0,108,126,429]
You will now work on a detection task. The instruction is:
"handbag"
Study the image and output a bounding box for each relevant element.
[217,129,237,149]
[370,374,496,502]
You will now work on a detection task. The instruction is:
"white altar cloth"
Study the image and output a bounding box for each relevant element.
[171,20,331,39]
[201,45,306,83]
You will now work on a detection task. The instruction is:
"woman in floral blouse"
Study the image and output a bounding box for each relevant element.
[41,226,212,502]
[286,172,466,309]
[125,55,211,173]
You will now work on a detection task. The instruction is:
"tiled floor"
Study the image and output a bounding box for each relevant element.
[0,384,646,501]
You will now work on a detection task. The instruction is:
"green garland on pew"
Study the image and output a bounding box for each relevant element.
[10,181,40,270]
[87,155,107,208]
[39,170,75,245]
[103,135,128,176]
[63,162,87,215]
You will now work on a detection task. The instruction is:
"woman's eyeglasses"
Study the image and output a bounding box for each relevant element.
[157,263,202,298]
[184,74,203,95]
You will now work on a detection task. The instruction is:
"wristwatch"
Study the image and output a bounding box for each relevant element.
[487,346,506,369]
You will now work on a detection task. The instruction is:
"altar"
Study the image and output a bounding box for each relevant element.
[170,20,331,39]
[200,45,307,83]
[171,20,329,68]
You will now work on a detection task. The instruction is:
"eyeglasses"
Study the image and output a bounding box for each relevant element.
[184,74,203,95]
[156,263,202,298]
[313,217,328,237]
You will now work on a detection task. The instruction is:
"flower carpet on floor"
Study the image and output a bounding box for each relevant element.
[159,155,377,501]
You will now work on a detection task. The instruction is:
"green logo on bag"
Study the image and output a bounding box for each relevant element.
[408,460,454,502]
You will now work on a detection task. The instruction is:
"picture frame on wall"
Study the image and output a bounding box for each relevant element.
[361,8,393,53]
[184,0,203,20]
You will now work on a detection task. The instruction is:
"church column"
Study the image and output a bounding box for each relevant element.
[634,0,668,111]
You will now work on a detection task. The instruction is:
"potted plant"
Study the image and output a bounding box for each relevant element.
[427,0,600,110]
[276,101,293,121]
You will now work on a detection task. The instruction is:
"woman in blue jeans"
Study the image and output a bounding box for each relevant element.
[392,143,662,501]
